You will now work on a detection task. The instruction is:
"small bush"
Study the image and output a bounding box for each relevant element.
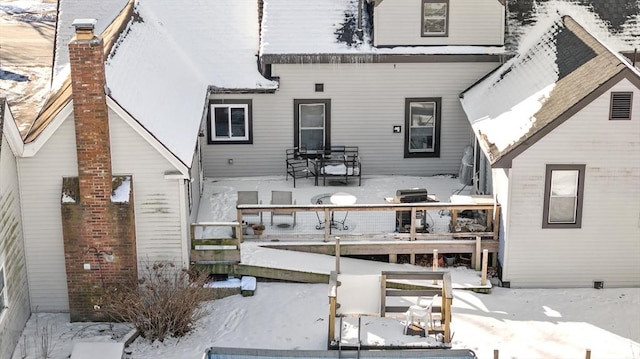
[102,262,210,341]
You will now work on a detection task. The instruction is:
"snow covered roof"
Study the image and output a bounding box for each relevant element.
[260,0,507,58]
[506,0,640,54]
[29,0,277,167]
[105,0,276,165]
[461,14,640,168]
[53,0,130,79]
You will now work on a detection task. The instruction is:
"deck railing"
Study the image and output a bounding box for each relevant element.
[191,201,500,269]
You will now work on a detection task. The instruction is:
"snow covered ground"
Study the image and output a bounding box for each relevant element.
[14,283,640,359]
[12,175,640,359]
[4,1,640,358]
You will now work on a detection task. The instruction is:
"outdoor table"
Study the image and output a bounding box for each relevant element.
[312,192,357,233]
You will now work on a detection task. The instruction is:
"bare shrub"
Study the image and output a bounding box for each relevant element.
[102,262,210,342]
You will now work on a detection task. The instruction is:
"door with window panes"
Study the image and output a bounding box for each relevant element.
[295,99,330,153]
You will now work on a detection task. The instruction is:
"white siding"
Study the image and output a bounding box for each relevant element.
[504,78,640,287]
[202,61,499,177]
[18,109,186,312]
[189,143,202,224]
[374,0,504,47]
[18,118,77,311]
[0,116,31,359]
[108,109,185,265]
[490,167,510,273]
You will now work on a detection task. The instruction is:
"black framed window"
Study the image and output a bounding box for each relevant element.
[294,99,331,154]
[404,98,441,158]
[542,164,586,228]
[422,0,449,37]
[207,99,253,144]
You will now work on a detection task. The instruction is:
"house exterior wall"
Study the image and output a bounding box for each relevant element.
[490,167,510,273]
[0,112,31,359]
[189,143,202,224]
[108,109,185,266]
[19,117,77,311]
[19,109,186,312]
[373,0,504,47]
[202,61,499,178]
[503,78,640,287]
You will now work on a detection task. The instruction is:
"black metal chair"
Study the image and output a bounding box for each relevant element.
[285,147,315,187]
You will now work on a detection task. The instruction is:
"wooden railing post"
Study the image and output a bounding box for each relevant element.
[328,271,338,346]
[474,235,481,270]
[335,236,341,274]
[433,249,438,284]
[410,207,417,241]
[236,209,243,243]
[481,249,488,285]
[324,208,330,243]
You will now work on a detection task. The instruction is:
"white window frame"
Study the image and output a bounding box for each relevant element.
[294,99,331,154]
[207,100,253,144]
[422,0,448,37]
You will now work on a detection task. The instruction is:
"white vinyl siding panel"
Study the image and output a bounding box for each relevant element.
[202,61,498,177]
[0,125,31,359]
[490,167,510,272]
[108,109,185,265]
[503,79,640,287]
[374,0,504,46]
[18,118,77,311]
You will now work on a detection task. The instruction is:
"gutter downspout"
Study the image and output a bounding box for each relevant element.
[178,178,190,268]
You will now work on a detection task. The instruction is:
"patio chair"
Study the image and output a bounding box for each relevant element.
[270,190,296,228]
[285,147,315,187]
[404,294,438,335]
[237,191,262,224]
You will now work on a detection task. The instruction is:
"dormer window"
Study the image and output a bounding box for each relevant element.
[422,0,448,37]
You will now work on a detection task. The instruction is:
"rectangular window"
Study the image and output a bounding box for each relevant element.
[610,92,633,120]
[294,99,331,153]
[405,98,441,158]
[207,100,253,144]
[0,267,5,315]
[543,164,586,228]
[422,0,448,37]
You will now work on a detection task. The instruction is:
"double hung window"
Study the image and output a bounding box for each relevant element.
[422,0,448,36]
[405,98,441,158]
[542,165,586,228]
[207,100,252,144]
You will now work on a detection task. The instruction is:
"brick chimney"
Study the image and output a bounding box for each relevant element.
[62,19,137,321]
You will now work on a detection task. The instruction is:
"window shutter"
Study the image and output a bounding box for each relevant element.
[610,92,633,120]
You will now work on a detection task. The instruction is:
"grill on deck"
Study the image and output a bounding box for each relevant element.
[395,188,429,232]
[395,188,428,203]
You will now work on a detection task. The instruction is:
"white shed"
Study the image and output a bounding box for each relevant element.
[461,15,640,288]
